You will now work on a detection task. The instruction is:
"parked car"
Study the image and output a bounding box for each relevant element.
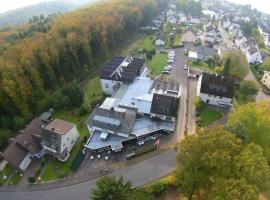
[167,59,174,63]
[162,70,170,75]
[164,67,172,71]
[184,48,188,55]
[168,55,175,60]
[184,65,188,70]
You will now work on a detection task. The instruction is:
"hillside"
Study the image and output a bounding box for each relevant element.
[0,0,92,27]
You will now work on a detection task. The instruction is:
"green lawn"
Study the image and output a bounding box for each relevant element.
[0,164,14,186]
[200,108,223,127]
[165,34,172,49]
[173,34,182,46]
[42,76,104,182]
[142,35,155,52]
[8,171,22,186]
[147,53,168,76]
[191,61,221,73]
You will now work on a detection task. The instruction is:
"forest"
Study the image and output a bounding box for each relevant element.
[0,0,168,148]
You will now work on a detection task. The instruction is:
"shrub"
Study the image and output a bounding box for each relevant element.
[34,167,41,178]
[70,149,85,172]
[78,105,88,116]
[149,180,168,197]
[28,177,36,184]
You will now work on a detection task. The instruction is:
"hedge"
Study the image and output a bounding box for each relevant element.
[70,149,85,172]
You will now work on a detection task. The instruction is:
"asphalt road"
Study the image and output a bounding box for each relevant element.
[0,149,177,200]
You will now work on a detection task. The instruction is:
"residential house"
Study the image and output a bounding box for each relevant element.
[2,118,45,172]
[196,46,217,61]
[190,15,201,24]
[100,56,147,95]
[261,71,270,89]
[197,73,234,107]
[235,35,247,48]
[155,38,165,46]
[41,119,80,162]
[258,25,270,47]
[178,13,187,24]
[241,38,263,64]
[223,19,231,30]
[228,23,240,37]
[204,23,219,45]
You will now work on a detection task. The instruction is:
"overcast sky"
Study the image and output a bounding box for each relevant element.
[229,0,270,14]
[0,0,270,14]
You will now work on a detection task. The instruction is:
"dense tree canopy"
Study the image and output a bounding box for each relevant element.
[175,127,270,200]
[227,101,270,160]
[176,0,202,16]
[0,0,167,131]
[252,28,265,49]
[236,80,259,103]
[91,176,133,200]
[222,50,249,80]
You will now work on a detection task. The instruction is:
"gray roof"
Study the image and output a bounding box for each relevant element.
[88,108,137,135]
[151,79,180,95]
[196,46,216,57]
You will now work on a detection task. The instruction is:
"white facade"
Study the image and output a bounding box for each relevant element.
[258,26,270,47]
[246,50,263,64]
[155,39,165,46]
[197,74,233,106]
[198,93,233,106]
[223,20,231,29]
[60,127,80,154]
[235,36,247,48]
[261,71,270,89]
[190,17,200,24]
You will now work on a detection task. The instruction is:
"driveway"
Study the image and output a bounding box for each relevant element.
[0,149,177,200]
[245,66,270,101]
[168,42,197,140]
[218,23,234,49]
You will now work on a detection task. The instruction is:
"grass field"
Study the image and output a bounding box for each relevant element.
[9,171,21,186]
[200,108,222,127]
[142,35,155,52]
[0,164,13,186]
[147,53,168,76]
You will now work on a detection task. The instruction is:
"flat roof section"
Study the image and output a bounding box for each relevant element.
[131,116,175,138]
[85,130,135,151]
[93,115,121,127]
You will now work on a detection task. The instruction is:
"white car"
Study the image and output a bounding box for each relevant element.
[162,70,170,75]
[164,67,172,71]
[184,65,188,70]
[167,59,174,63]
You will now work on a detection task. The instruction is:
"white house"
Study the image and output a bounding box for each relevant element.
[197,73,234,107]
[188,51,198,61]
[261,71,270,89]
[178,13,187,24]
[42,119,80,162]
[100,56,147,95]
[223,20,231,30]
[240,38,263,64]
[190,16,200,24]
[235,35,247,48]
[155,39,165,46]
[246,48,263,64]
[258,25,270,47]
